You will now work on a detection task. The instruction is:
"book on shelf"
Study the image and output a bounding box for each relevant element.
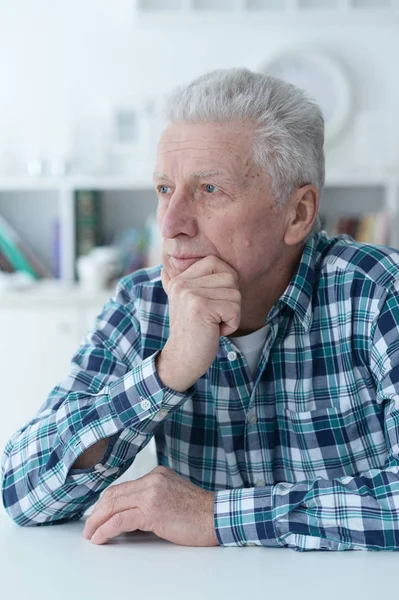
[74,190,103,277]
[0,246,15,273]
[51,218,61,279]
[0,213,52,279]
[320,211,390,246]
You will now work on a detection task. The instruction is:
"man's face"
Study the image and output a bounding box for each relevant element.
[154,120,289,291]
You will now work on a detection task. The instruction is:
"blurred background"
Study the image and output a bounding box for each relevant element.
[1,0,399,512]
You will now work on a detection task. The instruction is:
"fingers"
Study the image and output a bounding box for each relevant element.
[90,508,141,545]
[162,256,238,296]
[83,470,159,542]
[199,298,241,334]
[192,287,241,303]
[174,255,238,283]
[178,294,240,334]
[83,491,140,540]
[179,272,238,291]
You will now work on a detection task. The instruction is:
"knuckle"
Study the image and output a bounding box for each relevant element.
[151,468,165,483]
[109,512,124,529]
[144,486,159,513]
[233,310,241,326]
[171,279,186,294]
[230,289,241,302]
[200,255,218,272]
[104,496,116,513]
[103,486,114,500]
[154,465,168,475]
[226,273,237,288]
[190,296,206,316]
[151,466,170,489]
[206,255,218,267]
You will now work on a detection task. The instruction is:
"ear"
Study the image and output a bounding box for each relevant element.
[283,184,319,246]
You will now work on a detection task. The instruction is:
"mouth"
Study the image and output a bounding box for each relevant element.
[169,256,204,270]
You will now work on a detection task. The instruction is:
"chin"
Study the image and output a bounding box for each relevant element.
[162,259,179,279]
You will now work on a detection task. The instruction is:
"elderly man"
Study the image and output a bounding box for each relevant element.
[2,68,399,552]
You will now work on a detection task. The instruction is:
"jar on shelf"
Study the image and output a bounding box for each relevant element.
[76,246,122,292]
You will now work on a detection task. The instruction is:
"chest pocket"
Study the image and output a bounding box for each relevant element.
[279,404,385,481]
[283,405,347,449]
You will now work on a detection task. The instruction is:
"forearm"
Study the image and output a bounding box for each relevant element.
[214,464,399,551]
[71,438,110,469]
[155,346,198,392]
[75,347,196,469]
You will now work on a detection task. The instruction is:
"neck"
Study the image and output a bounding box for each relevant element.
[234,244,303,336]
[230,324,268,337]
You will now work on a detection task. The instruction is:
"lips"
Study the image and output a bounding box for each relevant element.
[172,255,203,260]
[170,256,203,270]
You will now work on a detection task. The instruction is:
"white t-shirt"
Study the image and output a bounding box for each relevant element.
[229,324,269,379]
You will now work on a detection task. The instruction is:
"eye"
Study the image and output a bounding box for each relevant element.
[157,185,171,194]
[204,184,219,193]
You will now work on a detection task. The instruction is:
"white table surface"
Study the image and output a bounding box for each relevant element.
[1,515,399,600]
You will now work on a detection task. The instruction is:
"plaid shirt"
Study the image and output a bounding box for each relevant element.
[3,230,399,552]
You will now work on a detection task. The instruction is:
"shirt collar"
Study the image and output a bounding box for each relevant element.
[267,231,322,334]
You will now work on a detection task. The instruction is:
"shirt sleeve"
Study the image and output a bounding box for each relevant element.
[1,276,191,527]
[214,280,399,551]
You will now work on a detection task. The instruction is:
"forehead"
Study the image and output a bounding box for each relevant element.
[155,121,254,178]
[158,120,253,150]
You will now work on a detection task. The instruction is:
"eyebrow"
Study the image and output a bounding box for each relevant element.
[153,170,231,182]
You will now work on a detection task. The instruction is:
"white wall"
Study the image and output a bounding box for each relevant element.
[0,0,398,174]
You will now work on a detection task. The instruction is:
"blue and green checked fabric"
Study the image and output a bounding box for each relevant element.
[3,230,399,551]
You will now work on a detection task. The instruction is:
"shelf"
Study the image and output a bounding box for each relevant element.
[0,279,113,307]
[0,176,155,192]
[136,0,184,10]
[0,178,64,191]
[0,171,397,192]
[0,172,398,286]
[133,0,399,22]
[191,0,242,10]
[135,0,398,10]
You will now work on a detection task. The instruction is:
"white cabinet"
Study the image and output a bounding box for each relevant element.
[80,305,108,338]
[0,306,81,449]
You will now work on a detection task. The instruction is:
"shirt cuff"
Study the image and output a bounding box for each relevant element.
[214,486,280,547]
[108,350,193,432]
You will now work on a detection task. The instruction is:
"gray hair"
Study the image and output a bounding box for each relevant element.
[164,67,324,244]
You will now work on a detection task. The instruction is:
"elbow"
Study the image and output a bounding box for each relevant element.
[2,480,41,527]
[1,443,32,525]
[2,469,84,527]
[2,486,34,526]
[2,489,84,527]
[1,455,36,526]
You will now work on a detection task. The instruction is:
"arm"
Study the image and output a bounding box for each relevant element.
[215,280,399,551]
[1,275,192,527]
[71,438,110,469]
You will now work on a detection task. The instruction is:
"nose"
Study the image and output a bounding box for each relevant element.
[158,189,198,240]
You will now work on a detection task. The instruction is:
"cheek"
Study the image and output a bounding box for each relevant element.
[157,202,167,227]
[234,216,281,270]
[216,228,252,273]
